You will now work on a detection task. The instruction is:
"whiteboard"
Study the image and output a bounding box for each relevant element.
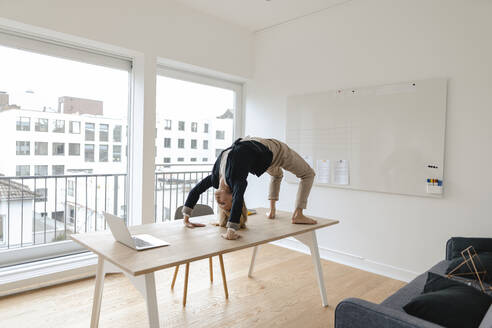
[286,78,447,197]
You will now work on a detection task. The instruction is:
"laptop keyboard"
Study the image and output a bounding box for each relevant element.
[133,237,152,248]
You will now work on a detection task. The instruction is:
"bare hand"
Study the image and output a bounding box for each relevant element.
[221,228,240,240]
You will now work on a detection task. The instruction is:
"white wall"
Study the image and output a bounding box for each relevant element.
[245,0,492,280]
[0,0,252,78]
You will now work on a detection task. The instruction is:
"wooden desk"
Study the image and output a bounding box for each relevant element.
[71,208,339,328]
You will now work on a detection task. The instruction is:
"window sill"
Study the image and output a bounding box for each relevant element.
[0,252,98,297]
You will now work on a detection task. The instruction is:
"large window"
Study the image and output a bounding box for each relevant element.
[155,69,240,222]
[0,30,131,265]
[35,142,48,155]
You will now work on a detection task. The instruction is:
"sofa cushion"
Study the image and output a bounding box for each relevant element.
[448,238,492,260]
[381,260,450,311]
[403,273,492,328]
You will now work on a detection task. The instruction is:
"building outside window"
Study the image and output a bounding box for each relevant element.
[69,121,80,134]
[178,121,185,131]
[164,119,172,130]
[163,157,171,163]
[99,145,108,162]
[202,157,208,162]
[69,143,80,156]
[191,122,198,132]
[35,188,47,202]
[85,122,95,141]
[53,120,65,133]
[190,157,197,162]
[16,165,30,176]
[16,117,30,131]
[99,124,109,142]
[52,165,64,176]
[67,180,75,197]
[16,141,30,155]
[34,165,48,176]
[215,149,223,157]
[164,138,171,148]
[191,139,197,149]
[113,125,122,142]
[35,118,48,132]
[204,123,209,133]
[177,157,184,162]
[85,144,95,162]
[216,130,225,140]
[203,140,208,149]
[178,138,184,148]
[35,142,48,155]
[52,143,65,156]
[113,145,121,162]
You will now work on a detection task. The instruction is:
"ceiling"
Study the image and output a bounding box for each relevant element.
[175,0,351,32]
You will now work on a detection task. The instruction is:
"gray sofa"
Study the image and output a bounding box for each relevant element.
[335,237,492,328]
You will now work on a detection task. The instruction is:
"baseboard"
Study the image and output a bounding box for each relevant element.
[271,238,419,283]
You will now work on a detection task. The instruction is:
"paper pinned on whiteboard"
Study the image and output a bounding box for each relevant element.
[316,159,331,184]
[334,160,349,185]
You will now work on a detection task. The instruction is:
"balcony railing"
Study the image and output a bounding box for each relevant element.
[0,168,213,252]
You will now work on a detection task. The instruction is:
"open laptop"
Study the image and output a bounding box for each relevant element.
[104,213,170,251]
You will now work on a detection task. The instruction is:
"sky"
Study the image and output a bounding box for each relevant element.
[0,44,235,121]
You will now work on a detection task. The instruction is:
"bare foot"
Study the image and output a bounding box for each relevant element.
[221,228,240,240]
[183,216,206,228]
[292,210,317,225]
[267,207,276,219]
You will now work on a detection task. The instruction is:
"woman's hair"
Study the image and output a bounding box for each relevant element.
[218,202,248,229]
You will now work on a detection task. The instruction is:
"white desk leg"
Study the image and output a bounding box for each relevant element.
[293,231,328,307]
[91,256,106,328]
[248,246,258,278]
[144,273,160,328]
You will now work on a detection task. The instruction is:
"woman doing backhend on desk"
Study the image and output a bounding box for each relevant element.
[181,137,317,240]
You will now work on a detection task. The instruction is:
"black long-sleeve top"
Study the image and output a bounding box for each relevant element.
[184,138,273,225]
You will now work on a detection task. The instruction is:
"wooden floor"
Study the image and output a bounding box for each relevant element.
[0,244,405,328]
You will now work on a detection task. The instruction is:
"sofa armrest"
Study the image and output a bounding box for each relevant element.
[446,237,492,260]
[335,298,444,328]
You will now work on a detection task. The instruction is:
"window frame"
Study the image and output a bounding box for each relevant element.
[35,118,49,132]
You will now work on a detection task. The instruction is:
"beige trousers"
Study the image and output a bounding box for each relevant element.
[251,137,315,209]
